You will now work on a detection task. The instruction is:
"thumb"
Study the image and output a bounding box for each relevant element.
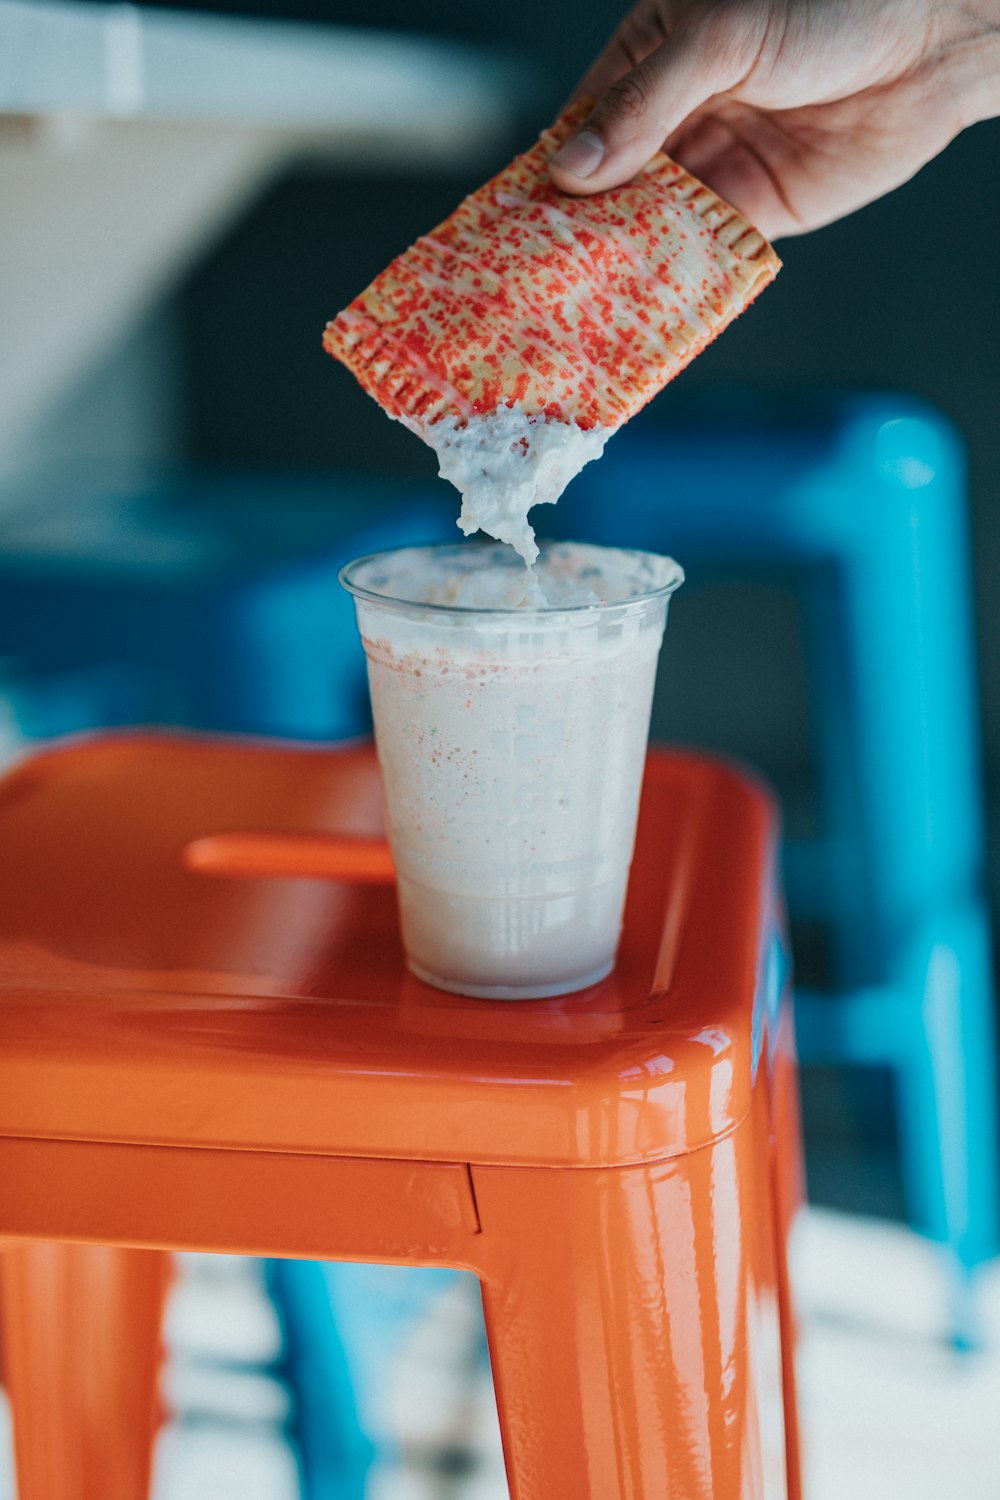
[549,17,751,194]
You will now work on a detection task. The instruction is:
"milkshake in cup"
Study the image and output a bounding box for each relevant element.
[341,541,683,1000]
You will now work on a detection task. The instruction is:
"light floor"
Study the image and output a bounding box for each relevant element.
[1,1208,998,1499]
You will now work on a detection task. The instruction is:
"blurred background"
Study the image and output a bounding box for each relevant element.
[3,1,1000,1497]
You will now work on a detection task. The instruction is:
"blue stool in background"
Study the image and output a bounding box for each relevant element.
[0,466,453,743]
[556,394,998,1338]
[269,1261,481,1500]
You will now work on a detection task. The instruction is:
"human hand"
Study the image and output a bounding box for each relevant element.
[549,0,1000,237]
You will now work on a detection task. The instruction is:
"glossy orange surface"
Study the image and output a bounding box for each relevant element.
[0,733,802,1500]
[1,1243,169,1500]
[0,733,775,1167]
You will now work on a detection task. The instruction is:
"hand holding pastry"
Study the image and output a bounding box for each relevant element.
[550,0,1000,237]
[326,104,780,559]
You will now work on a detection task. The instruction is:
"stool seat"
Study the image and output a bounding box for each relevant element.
[0,733,776,1171]
[0,735,802,1500]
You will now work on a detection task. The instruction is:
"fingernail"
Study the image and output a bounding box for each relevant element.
[551,128,605,179]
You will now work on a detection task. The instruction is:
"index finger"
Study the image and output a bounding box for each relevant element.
[568,0,682,104]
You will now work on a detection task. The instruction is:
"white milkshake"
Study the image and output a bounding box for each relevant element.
[341,541,683,999]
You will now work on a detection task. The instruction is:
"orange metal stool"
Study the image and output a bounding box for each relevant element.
[0,734,803,1500]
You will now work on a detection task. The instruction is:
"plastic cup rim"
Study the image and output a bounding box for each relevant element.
[338,538,684,617]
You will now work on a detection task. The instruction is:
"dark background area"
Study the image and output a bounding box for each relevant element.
[121,0,1000,1214]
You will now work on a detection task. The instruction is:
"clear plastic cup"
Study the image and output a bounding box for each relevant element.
[340,540,683,1000]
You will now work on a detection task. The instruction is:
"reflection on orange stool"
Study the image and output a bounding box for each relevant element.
[0,735,803,1500]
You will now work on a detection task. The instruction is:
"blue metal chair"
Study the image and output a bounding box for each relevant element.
[0,466,453,742]
[554,393,998,1339]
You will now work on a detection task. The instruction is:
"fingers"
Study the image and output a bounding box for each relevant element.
[677,142,795,239]
[569,0,678,105]
[669,104,808,238]
[550,7,766,194]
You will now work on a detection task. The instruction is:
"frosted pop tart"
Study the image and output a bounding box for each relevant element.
[324,101,780,563]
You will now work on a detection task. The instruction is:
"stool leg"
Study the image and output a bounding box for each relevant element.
[473,1108,796,1500]
[1,1242,171,1500]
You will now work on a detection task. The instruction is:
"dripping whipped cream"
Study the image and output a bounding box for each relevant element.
[403,403,616,568]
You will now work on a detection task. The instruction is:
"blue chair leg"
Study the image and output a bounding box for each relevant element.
[803,411,999,1334]
[267,1259,375,1500]
[895,902,1000,1345]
